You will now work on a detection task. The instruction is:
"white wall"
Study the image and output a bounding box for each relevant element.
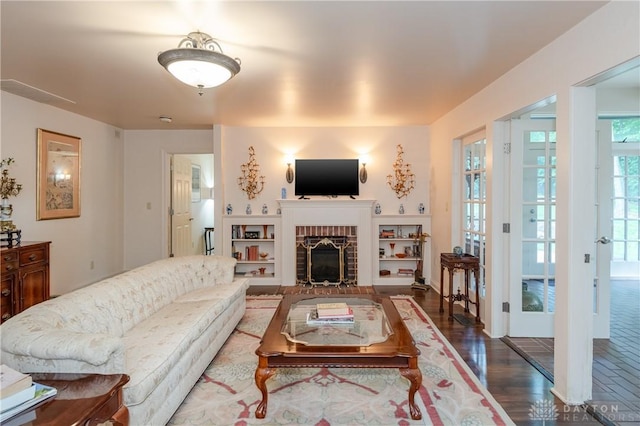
[0,92,125,295]
[123,130,213,269]
[219,126,430,216]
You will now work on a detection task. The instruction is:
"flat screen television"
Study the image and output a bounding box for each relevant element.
[294,159,359,198]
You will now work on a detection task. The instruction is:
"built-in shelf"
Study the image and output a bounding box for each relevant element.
[373,215,431,285]
[223,216,280,284]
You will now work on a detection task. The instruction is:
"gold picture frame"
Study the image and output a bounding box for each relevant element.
[36,129,81,220]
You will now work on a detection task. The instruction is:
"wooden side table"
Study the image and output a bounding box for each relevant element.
[439,253,481,323]
[7,373,129,426]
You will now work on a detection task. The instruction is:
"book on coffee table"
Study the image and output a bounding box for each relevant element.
[0,383,57,422]
[0,365,32,399]
[306,311,354,325]
[316,302,352,319]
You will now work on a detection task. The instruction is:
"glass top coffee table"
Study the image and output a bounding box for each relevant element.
[254,294,422,420]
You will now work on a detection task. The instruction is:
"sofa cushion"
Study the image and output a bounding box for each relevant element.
[122,297,230,406]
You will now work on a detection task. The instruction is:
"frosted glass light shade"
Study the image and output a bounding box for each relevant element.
[158,34,241,89]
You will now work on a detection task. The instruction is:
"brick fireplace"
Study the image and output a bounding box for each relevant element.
[279,199,375,286]
[296,226,357,286]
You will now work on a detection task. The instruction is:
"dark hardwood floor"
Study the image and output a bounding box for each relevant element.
[247,284,604,425]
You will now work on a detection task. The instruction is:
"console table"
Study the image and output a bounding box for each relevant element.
[439,253,481,323]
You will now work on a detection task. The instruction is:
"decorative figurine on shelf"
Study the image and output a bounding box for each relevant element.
[453,246,463,257]
[226,204,233,215]
[246,204,252,215]
[418,203,425,214]
[399,204,405,214]
[375,203,381,215]
[262,204,268,214]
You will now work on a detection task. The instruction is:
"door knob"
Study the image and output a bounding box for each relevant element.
[595,236,612,244]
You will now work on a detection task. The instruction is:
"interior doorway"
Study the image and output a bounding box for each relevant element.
[169,153,215,257]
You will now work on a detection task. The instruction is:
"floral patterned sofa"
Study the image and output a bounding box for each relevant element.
[0,255,249,426]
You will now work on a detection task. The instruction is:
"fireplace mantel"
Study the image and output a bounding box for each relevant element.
[279,199,375,285]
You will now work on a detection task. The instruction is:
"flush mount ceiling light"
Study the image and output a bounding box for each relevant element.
[158,31,241,95]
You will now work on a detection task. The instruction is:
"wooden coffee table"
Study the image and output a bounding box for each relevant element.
[254,294,422,420]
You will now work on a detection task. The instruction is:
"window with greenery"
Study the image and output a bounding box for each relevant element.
[462,135,486,297]
[612,154,639,261]
[611,117,640,143]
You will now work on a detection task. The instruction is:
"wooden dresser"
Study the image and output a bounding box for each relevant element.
[1,241,51,323]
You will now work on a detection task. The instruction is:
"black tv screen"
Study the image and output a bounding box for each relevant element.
[295,159,359,197]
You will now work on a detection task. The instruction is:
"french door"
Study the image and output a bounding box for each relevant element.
[508,118,556,337]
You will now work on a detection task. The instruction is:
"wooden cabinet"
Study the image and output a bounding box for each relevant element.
[1,241,50,323]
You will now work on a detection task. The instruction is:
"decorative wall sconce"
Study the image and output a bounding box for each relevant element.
[359,163,367,183]
[386,144,415,198]
[286,163,294,183]
[238,146,265,200]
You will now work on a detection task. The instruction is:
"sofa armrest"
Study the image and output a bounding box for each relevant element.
[2,329,124,367]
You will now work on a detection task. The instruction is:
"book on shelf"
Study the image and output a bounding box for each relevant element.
[244,245,260,261]
[397,268,414,276]
[0,382,57,422]
[0,365,32,399]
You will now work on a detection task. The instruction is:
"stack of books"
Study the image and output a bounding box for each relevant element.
[306,302,354,325]
[0,365,57,422]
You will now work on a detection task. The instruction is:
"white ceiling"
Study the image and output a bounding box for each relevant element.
[0,1,620,130]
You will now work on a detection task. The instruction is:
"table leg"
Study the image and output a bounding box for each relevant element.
[464,270,470,312]
[448,268,454,320]
[439,265,445,313]
[474,269,481,323]
[400,363,423,420]
[254,361,275,419]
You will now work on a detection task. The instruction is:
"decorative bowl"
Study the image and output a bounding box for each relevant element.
[395,253,407,258]
[259,252,269,259]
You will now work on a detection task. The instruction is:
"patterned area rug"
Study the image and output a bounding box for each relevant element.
[169,296,514,425]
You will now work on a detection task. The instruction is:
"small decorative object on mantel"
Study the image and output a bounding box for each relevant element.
[374,203,381,215]
[238,146,265,200]
[262,204,268,214]
[453,246,463,257]
[399,204,405,214]
[1,158,23,247]
[226,204,233,215]
[246,204,252,215]
[418,203,425,214]
[386,144,415,198]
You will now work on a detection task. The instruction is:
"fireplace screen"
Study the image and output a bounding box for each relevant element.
[297,237,353,286]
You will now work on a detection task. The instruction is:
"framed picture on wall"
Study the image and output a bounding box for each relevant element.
[36,128,81,220]
[192,164,201,203]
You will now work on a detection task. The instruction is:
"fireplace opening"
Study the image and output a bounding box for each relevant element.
[297,236,354,286]
[310,243,344,282]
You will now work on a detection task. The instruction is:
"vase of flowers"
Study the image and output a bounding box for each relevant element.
[1,158,23,230]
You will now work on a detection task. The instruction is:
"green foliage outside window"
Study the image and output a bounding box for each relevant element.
[612,117,640,142]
